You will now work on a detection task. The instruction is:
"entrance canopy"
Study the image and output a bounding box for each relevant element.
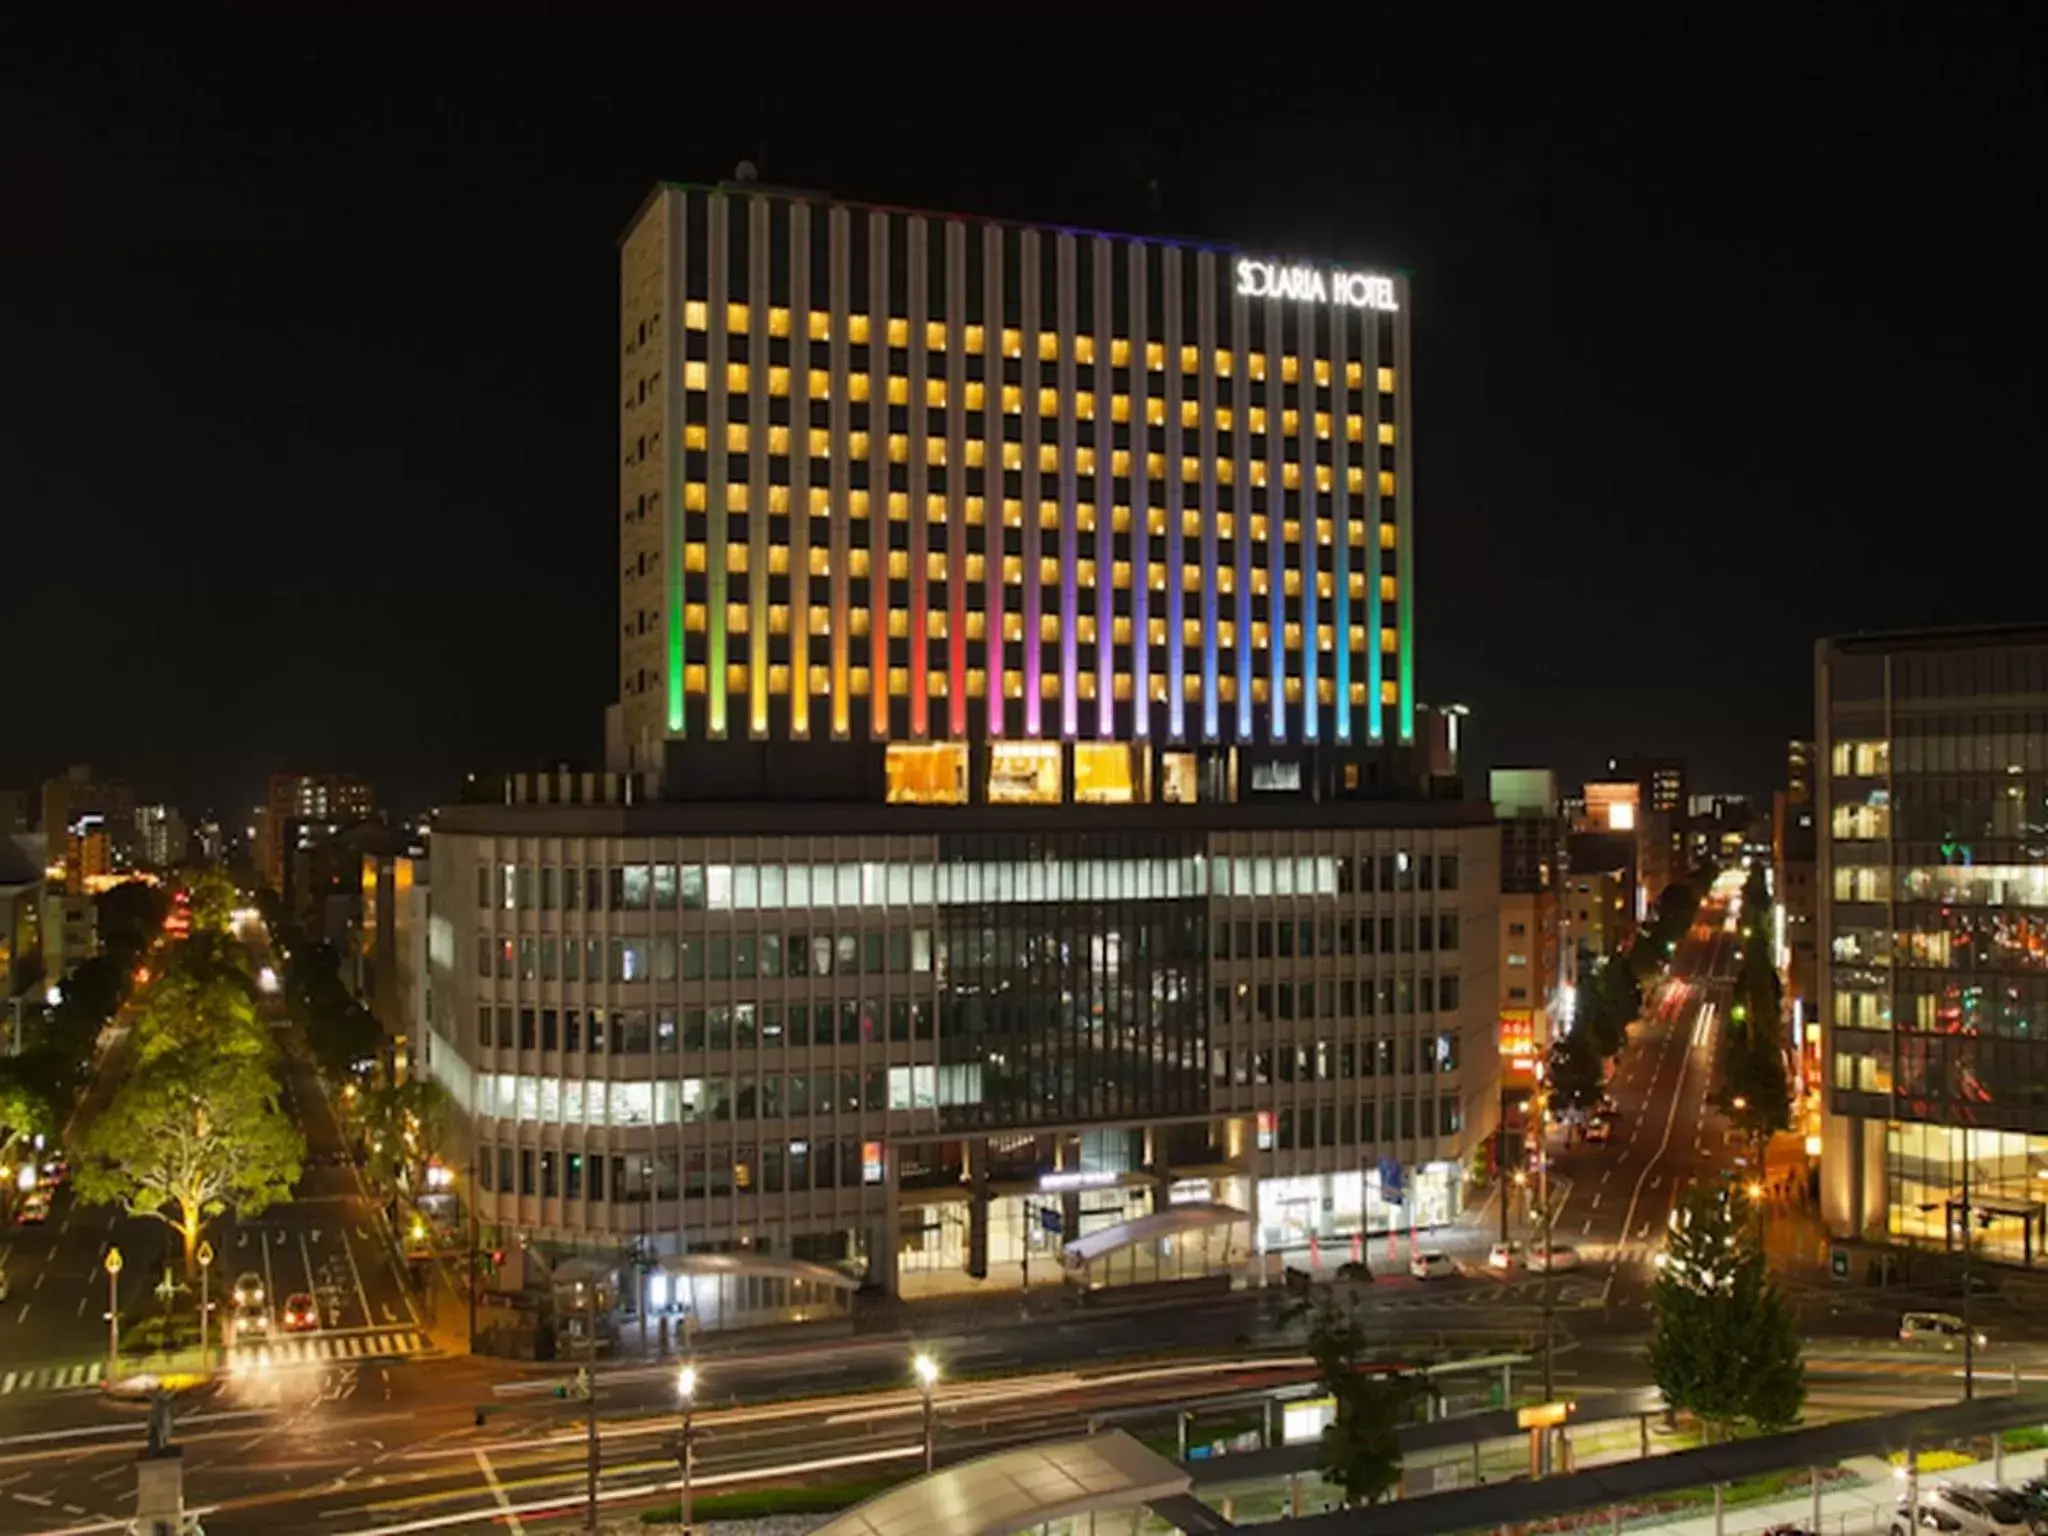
[655,1252,861,1290]
[810,1430,1190,1536]
[1061,1202,1248,1266]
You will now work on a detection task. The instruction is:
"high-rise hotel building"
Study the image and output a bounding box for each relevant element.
[1819,626,2048,1264]
[427,181,1498,1318]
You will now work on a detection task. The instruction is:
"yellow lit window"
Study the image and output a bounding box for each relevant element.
[849,373,871,403]
[1314,358,1331,387]
[1313,411,1330,439]
[808,311,830,341]
[1216,350,1233,378]
[925,606,946,635]
[1111,394,1131,424]
[1110,337,1130,367]
[885,317,909,347]
[1002,440,1023,470]
[926,493,947,523]
[1380,522,1397,550]
[1182,619,1203,646]
[1249,352,1267,382]
[925,321,946,350]
[1076,559,1096,587]
[927,437,947,466]
[1147,451,1165,478]
[1001,384,1023,414]
[1002,611,1023,640]
[1038,333,1059,362]
[684,360,707,391]
[1181,400,1201,429]
[1038,444,1060,473]
[684,604,706,633]
[1379,470,1396,496]
[1348,625,1367,650]
[1075,446,1096,475]
[806,426,830,459]
[767,425,791,456]
[1077,673,1096,700]
[886,666,909,697]
[1112,505,1133,534]
[1249,461,1266,488]
[1315,464,1333,493]
[1381,575,1397,600]
[768,307,790,339]
[768,545,790,576]
[965,554,986,582]
[768,366,790,397]
[1249,515,1268,542]
[849,430,870,458]
[1381,626,1399,652]
[1348,466,1365,493]
[1074,742,1136,803]
[1074,335,1095,365]
[887,376,909,407]
[1251,569,1269,598]
[964,324,985,355]
[1148,617,1166,645]
[685,662,707,691]
[1248,407,1268,435]
[1147,397,1167,427]
[1180,344,1199,372]
[684,542,706,573]
[1038,555,1060,582]
[850,666,870,696]
[967,668,986,697]
[1283,569,1302,597]
[1110,449,1130,477]
[807,608,830,636]
[807,547,830,576]
[885,742,970,803]
[966,439,986,469]
[808,368,831,398]
[1250,679,1269,704]
[767,481,790,513]
[685,300,708,330]
[1039,612,1061,639]
[1038,387,1059,417]
[726,602,748,633]
[726,423,749,452]
[768,606,790,637]
[1346,360,1364,389]
[1282,463,1300,491]
[1282,409,1300,435]
[1146,507,1165,535]
[1217,569,1235,597]
[1379,422,1396,446]
[1075,390,1095,418]
[990,740,1062,802]
[1077,504,1096,534]
[726,302,749,332]
[1145,341,1165,370]
[1001,327,1022,358]
[1378,367,1395,393]
[1281,356,1299,384]
[686,424,708,451]
[727,483,750,512]
[925,378,947,409]
[887,434,908,464]
[1219,676,1237,703]
[887,609,909,639]
[1382,680,1399,705]
[1346,416,1364,443]
[964,380,986,411]
[1003,499,1023,527]
[726,361,750,392]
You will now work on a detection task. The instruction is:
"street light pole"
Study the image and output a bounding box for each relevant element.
[197,1241,214,1375]
[104,1246,123,1382]
[467,1151,479,1355]
[676,1362,697,1532]
[583,1285,599,1535]
[913,1352,940,1474]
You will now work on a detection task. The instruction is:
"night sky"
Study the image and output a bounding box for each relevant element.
[5,8,2040,820]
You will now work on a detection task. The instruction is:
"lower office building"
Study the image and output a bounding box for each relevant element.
[427,767,1499,1315]
[1820,625,2048,1263]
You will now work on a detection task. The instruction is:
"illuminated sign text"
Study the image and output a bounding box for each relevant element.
[1235,258,1399,312]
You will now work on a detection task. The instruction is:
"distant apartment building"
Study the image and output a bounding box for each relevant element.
[41,765,134,881]
[0,791,29,836]
[1787,737,1814,805]
[262,773,375,894]
[1490,768,1562,1087]
[134,804,187,871]
[1819,625,2048,1263]
[1561,862,1629,966]
[1,835,46,1017]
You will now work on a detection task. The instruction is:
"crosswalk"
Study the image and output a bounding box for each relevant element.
[0,1331,429,1395]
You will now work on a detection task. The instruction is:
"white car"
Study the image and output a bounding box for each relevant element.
[1529,1244,1581,1272]
[1409,1250,1457,1280]
[1487,1242,1523,1271]
[1890,1484,2032,1535]
[1900,1311,1986,1351]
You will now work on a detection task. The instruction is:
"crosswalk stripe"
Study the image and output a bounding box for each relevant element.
[87,1362,101,1383]
[373,1333,393,1354]
[2,1372,15,1393]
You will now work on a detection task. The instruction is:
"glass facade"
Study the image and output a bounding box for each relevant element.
[1822,632,2048,1260]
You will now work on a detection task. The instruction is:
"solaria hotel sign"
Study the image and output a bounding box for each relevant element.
[1234,257,1399,312]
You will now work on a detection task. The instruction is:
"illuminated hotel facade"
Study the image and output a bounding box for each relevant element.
[426,183,1498,1320]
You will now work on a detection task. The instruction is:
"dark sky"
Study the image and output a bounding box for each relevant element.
[5,7,2041,820]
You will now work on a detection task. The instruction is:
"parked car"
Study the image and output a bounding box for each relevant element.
[281,1293,319,1333]
[231,1272,266,1310]
[16,1191,50,1225]
[1529,1244,1582,1272]
[1888,1484,2032,1535]
[1409,1250,1457,1280]
[1900,1311,1987,1350]
[1487,1241,1523,1271]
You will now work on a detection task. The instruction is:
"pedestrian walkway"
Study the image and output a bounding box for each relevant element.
[0,1361,105,1395]
[228,1328,430,1369]
[1636,1444,2048,1532]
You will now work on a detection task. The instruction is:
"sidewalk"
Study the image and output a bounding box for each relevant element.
[1636,1443,2048,1533]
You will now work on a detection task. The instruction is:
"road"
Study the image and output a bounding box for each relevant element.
[0,963,421,1406]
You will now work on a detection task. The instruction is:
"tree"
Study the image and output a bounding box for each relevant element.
[181,866,239,936]
[74,1052,304,1274]
[1720,864,1792,1158]
[131,967,268,1067]
[1577,956,1641,1059]
[1647,1182,1805,1439]
[1,1067,57,1214]
[365,1077,452,1195]
[1302,1295,1420,1505]
[1547,1023,1605,1116]
[96,880,169,972]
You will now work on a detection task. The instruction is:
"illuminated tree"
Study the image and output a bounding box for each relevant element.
[75,1052,303,1275]
[1302,1294,1420,1505]
[365,1077,452,1195]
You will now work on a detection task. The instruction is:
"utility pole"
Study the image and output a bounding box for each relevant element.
[1538,1074,1555,1405]
[584,1285,600,1533]
[467,1151,479,1354]
[1961,1124,1976,1401]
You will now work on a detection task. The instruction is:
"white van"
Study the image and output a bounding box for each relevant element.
[1899,1311,1986,1350]
[1409,1250,1457,1280]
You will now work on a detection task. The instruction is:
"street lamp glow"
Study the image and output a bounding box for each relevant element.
[676,1363,697,1402]
[912,1352,940,1391]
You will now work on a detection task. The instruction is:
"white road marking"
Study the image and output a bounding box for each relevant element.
[474,1448,527,1535]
